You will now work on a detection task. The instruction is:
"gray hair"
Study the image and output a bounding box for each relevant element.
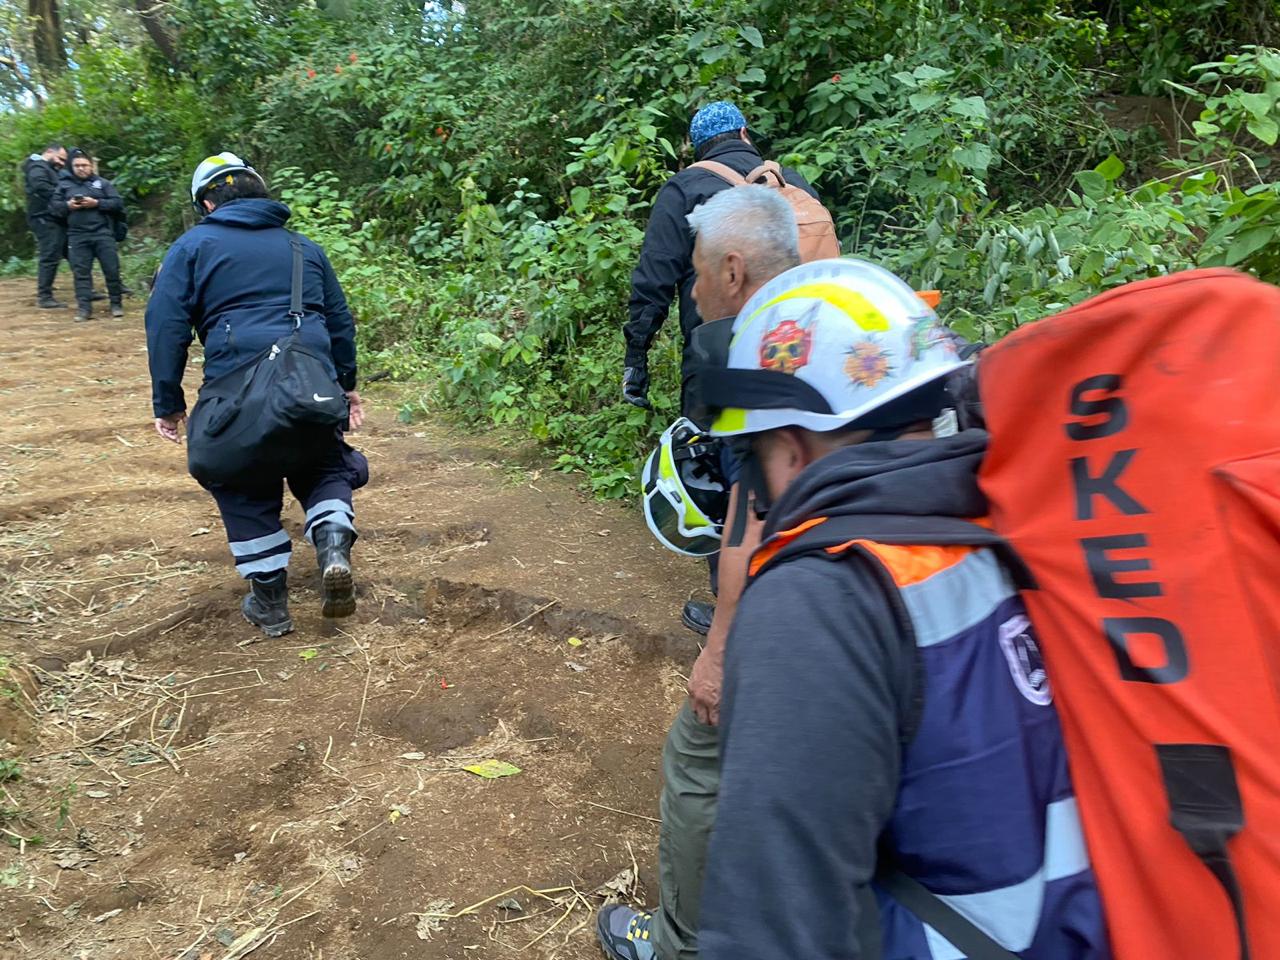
[686,185,800,281]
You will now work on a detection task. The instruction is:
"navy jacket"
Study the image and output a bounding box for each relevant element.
[22,156,60,221]
[50,171,123,234]
[624,140,817,372]
[145,199,357,418]
[700,432,1107,959]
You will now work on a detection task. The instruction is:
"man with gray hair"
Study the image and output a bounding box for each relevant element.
[598,186,804,960]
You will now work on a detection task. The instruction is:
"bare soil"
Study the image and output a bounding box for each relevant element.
[0,279,705,959]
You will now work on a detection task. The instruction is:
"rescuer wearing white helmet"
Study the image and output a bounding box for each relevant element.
[146,152,369,639]
[667,256,1107,959]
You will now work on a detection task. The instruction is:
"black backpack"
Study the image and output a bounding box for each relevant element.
[111,208,127,243]
[186,234,349,487]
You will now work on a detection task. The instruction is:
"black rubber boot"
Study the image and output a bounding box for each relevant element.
[681,600,713,636]
[314,524,356,619]
[241,570,294,637]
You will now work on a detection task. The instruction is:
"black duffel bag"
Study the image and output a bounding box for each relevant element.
[187,234,349,487]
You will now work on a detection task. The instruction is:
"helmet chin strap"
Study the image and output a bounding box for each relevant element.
[725,443,772,548]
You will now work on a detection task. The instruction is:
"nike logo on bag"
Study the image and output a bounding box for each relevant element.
[314,393,334,402]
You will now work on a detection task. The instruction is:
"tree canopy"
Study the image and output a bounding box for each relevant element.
[4,0,1280,493]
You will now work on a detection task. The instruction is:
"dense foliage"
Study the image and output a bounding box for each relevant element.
[3,0,1280,495]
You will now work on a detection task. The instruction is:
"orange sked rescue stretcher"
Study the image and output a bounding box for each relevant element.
[977,268,1280,960]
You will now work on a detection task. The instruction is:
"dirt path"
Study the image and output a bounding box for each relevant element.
[0,280,705,959]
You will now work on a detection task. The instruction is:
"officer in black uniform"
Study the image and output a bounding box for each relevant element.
[22,143,68,309]
[51,150,125,321]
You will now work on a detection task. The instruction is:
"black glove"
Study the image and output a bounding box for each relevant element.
[622,365,651,409]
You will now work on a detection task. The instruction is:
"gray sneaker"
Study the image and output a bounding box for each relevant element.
[38,298,67,309]
[111,304,125,319]
[596,905,657,960]
[74,310,91,323]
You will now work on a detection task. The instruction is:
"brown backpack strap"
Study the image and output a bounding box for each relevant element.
[746,161,787,187]
[690,160,747,185]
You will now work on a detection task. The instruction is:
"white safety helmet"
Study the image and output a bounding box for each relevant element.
[641,418,729,557]
[689,258,969,439]
[190,152,263,208]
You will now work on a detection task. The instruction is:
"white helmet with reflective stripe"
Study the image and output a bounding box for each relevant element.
[699,258,969,437]
[190,152,262,204]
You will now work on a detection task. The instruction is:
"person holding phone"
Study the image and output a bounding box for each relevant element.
[51,149,125,321]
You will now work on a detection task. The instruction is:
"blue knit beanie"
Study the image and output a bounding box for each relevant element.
[689,101,747,149]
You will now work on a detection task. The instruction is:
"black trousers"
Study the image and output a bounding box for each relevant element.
[68,231,122,313]
[28,216,65,301]
[202,440,369,580]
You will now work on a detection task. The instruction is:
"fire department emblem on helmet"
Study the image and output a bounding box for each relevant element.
[759,318,813,375]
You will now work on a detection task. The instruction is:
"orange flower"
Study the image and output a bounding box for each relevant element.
[832,73,842,83]
[306,69,316,79]
[349,52,358,63]
[334,65,343,74]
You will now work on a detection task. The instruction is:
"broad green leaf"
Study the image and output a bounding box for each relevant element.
[1247,115,1279,146]
[1225,226,1276,265]
[1238,91,1274,120]
[909,92,943,112]
[1095,155,1125,182]
[1074,170,1108,200]
[701,44,732,64]
[954,143,994,173]
[737,67,767,84]
[949,96,988,120]
[738,25,764,48]
[570,186,591,213]
[913,64,950,82]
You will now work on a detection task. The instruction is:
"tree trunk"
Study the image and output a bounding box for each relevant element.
[133,0,181,70]
[27,0,66,76]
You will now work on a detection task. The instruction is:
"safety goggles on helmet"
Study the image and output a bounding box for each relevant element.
[641,418,728,557]
[190,152,263,210]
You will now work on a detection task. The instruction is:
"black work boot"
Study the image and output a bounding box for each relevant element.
[314,524,356,618]
[241,570,294,637]
[681,600,713,636]
[38,298,67,309]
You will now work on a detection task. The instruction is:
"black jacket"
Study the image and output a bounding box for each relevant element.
[700,433,991,960]
[624,140,818,372]
[22,155,61,221]
[51,172,123,235]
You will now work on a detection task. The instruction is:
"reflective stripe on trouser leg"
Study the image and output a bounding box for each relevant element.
[229,528,292,579]
[303,498,355,544]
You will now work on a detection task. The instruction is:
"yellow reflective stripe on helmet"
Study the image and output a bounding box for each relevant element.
[745,282,891,332]
[658,436,713,529]
[202,156,229,167]
[711,407,748,434]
